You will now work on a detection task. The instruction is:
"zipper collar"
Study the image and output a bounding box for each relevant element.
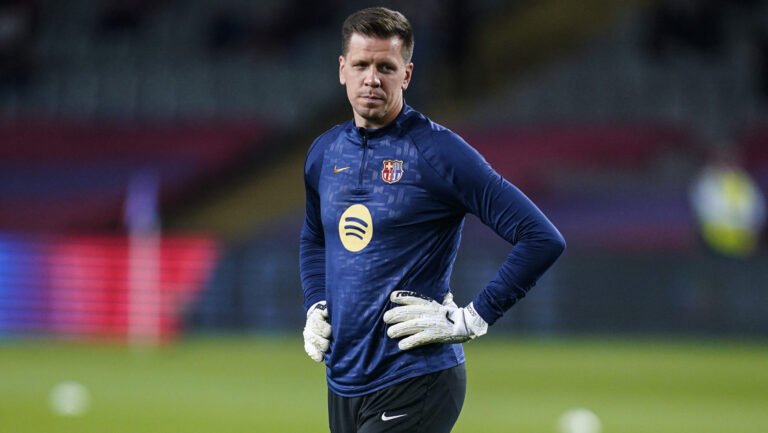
[344,103,414,147]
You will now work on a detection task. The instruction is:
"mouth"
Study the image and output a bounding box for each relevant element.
[360,95,384,104]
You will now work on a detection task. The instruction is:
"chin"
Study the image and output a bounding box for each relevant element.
[358,108,385,121]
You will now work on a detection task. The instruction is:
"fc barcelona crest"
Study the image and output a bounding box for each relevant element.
[381,160,404,184]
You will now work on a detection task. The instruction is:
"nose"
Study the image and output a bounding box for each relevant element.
[364,66,381,87]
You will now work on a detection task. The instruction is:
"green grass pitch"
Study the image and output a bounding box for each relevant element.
[1,335,767,432]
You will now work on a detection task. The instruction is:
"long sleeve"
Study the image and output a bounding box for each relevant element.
[299,141,327,312]
[468,175,565,325]
[422,130,566,325]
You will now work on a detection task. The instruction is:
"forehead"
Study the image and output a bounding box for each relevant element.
[346,33,406,63]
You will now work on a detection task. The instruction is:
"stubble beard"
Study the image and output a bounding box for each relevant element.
[355,102,387,126]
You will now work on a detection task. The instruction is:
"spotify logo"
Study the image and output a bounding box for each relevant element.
[338,204,373,252]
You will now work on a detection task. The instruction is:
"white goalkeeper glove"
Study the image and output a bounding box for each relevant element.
[303,301,331,362]
[383,290,488,351]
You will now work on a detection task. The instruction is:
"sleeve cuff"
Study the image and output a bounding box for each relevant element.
[470,294,501,326]
[303,291,327,313]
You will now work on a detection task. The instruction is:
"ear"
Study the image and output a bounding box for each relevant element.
[401,63,414,90]
[339,55,346,86]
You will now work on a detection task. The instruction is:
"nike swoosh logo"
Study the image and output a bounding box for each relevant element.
[381,412,407,422]
[333,166,350,173]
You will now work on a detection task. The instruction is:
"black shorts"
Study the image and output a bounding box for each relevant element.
[328,363,466,433]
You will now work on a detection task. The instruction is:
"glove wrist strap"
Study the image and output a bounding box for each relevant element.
[307,300,327,318]
[464,302,488,338]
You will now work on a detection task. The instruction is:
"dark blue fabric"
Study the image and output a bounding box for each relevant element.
[300,104,564,396]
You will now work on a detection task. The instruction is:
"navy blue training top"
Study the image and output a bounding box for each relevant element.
[300,104,565,397]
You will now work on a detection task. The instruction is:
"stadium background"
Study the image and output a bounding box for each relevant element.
[1,0,767,432]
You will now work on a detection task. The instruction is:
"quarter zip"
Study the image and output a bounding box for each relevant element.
[358,128,369,189]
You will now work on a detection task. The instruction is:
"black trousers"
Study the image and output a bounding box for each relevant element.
[328,364,466,433]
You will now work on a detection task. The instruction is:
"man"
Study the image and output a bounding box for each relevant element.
[300,7,565,433]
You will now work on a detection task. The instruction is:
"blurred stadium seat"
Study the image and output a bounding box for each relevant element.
[0,120,269,231]
[1,0,767,340]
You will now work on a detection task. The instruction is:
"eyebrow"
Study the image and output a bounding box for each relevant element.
[351,59,397,67]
